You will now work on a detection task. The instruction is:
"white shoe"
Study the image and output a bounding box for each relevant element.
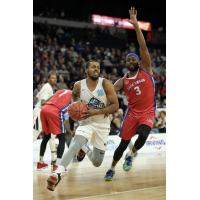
[53,164,66,174]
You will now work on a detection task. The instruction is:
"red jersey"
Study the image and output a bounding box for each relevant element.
[123,69,156,115]
[45,89,72,110]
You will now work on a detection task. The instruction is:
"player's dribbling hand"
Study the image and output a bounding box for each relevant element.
[80,108,100,119]
[80,110,90,120]
[129,6,138,25]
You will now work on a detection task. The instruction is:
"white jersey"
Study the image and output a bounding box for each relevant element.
[34,83,53,109]
[33,82,54,141]
[79,77,110,127]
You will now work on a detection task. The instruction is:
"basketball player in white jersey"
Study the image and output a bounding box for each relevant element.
[33,71,58,169]
[47,60,119,191]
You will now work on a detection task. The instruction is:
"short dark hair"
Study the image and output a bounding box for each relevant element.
[48,70,57,79]
[85,60,99,69]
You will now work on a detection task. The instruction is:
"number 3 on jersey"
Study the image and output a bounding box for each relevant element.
[134,86,141,95]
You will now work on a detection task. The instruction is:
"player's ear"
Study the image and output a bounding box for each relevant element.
[85,68,88,75]
[84,62,88,74]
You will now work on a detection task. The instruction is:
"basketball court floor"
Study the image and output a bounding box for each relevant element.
[33,151,165,200]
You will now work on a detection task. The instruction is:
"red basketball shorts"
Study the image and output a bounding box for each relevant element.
[119,110,154,140]
[40,105,64,135]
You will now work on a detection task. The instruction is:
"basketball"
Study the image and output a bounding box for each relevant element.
[68,101,88,121]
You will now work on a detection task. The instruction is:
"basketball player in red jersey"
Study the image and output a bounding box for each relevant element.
[38,89,74,172]
[104,5,155,181]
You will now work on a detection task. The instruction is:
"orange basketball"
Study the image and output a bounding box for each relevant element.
[68,101,88,121]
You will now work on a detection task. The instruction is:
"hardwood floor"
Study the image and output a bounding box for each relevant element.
[33,152,166,200]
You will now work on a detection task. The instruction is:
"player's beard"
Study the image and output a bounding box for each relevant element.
[127,63,139,72]
[88,71,99,80]
[90,76,99,80]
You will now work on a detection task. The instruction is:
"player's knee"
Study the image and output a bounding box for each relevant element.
[42,134,51,143]
[137,125,151,139]
[134,125,151,150]
[73,135,88,149]
[70,138,85,153]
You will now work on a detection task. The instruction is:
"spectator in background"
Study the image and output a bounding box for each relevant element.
[33,70,57,141]
[161,99,166,108]
[33,74,41,91]
[57,75,68,89]
[160,76,166,105]
[152,110,160,133]
[33,84,42,107]
[117,91,128,112]
[156,111,166,133]
[33,22,166,110]
[110,108,124,135]
[154,110,166,133]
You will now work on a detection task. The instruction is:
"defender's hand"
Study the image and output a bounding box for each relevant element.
[129,6,138,25]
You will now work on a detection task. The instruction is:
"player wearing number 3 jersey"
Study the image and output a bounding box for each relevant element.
[120,68,155,140]
[104,5,156,181]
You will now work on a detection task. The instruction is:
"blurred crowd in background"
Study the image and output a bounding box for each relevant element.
[33,22,166,133]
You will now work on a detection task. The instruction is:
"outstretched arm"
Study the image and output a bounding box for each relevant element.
[129,6,152,75]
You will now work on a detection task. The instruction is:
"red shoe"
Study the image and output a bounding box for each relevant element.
[76,149,86,162]
[47,173,61,191]
[37,162,48,170]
